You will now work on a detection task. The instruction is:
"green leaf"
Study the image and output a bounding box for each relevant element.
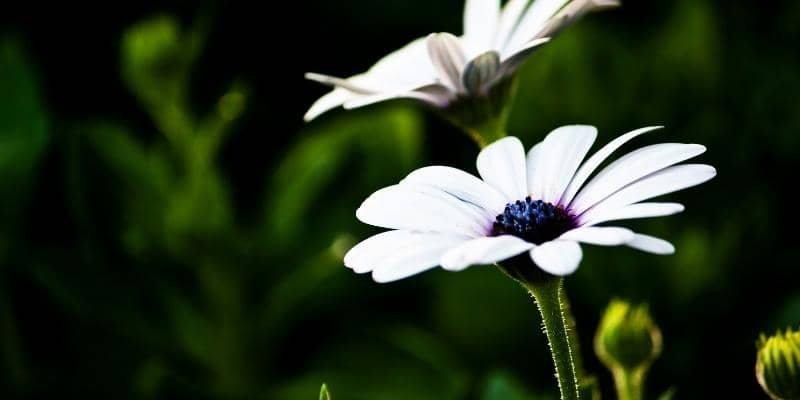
[0,39,50,257]
[0,40,49,387]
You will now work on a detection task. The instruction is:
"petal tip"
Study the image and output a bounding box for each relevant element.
[371,271,393,283]
[354,205,369,223]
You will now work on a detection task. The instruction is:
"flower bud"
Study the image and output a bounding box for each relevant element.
[594,300,663,372]
[120,15,200,110]
[319,383,331,400]
[756,329,800,400]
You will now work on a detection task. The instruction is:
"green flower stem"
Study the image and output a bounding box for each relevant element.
[446,76,517,147]
[560,284,585,376]
[467,126,506,148]
[560,286,596,399]
[612,368,645,400]
[525,277,581,400]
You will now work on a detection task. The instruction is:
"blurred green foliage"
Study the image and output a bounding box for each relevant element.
[0,0,799,399]
[0,40,50,259]
[0,37,50,392]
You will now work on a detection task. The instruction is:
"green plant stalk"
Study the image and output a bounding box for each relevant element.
[560,285,586,375]
[561,286,597,399]
[445,76,517,148]
[525,277,581,400]
[612,368,645,400]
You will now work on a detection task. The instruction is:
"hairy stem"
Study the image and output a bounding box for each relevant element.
[525,277,580,400]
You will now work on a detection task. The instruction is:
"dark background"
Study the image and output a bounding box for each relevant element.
[1,1,798,399]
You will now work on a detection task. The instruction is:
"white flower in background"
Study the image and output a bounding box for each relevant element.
[304,0,619,121]
[345,126,716,282]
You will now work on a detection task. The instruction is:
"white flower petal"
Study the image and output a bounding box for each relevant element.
[305,73,376,94]
[579,164,716,223]
[495,0,530,53]
[402,166,508,215]
[497,37,551,75]
[440,235,534,271]
[342,86,445,110]
[344,230,461,273]
[477,136,529,202]
[526,142,543,196]
[305,37,439,120]
[463,0,501,54]
[529,125,597,203]
[559,226,634,245]
[537,0,620,38]
[303,88,355,122]
[505,0,569,53]
[427,33,468,93]
[530,240,583,276]
[580,202,684,226]
[571,142,707,214]
[561,126,662,206]
[356,184,491,236]
[371,234,469,283]
[626,233,675,255]
[364,36,438,91]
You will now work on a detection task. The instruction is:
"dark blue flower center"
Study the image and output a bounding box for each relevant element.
[492,197,577,245]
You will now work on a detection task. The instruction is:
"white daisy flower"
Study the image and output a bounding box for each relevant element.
[344,125,716,283]
[304,0,619,122]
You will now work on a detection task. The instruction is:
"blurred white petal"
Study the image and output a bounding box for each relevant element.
[427,33,468,93]
[506,0,569,53]
[494,0,530,51]
[303,88,355,122]
[498,37,551,73]
[463,0,501,54]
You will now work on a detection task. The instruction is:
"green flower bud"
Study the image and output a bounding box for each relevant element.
[756,329,800,400]
[595,300,663,372]
[319,383,331,400]
[120,15,201,110]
